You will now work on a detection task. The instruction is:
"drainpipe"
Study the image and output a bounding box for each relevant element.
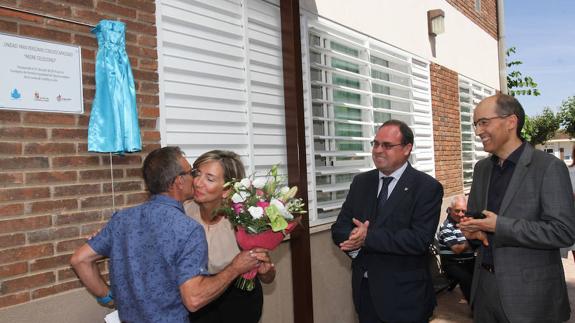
[497,0,508,94]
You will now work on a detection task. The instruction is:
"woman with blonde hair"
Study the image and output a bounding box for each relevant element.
[185,150,275,323]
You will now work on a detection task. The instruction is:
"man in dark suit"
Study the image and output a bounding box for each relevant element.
[459,94,575,323]
[332,120,444,323]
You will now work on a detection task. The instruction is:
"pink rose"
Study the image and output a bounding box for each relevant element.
[232,203,244,214]
[256,201,269,209]
[256,189,265,197]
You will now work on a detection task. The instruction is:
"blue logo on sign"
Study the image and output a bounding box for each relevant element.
[11,89,21,99]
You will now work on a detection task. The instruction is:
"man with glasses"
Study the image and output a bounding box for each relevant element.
[436,195,475,303]
[459,94,575,323]
[71,147,268,323]
[332,119,444,323]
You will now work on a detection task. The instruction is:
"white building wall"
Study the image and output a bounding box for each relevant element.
[301,0,500,89]
[538,140,575,164]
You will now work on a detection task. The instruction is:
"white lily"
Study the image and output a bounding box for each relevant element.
[270,198,293,220]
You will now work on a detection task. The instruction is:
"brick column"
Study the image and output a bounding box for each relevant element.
[430,63,464,197]
[446,0,498,39]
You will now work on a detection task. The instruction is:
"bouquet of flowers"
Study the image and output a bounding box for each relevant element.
[219,165,306,290]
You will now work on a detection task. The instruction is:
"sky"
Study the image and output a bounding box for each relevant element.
[504,0,575,116]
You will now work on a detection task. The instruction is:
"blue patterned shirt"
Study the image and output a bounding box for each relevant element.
[436,216,474,259]
[89,194,208,323]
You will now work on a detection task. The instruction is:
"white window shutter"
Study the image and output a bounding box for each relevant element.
[157,0,282,176]
[458,75,493,191]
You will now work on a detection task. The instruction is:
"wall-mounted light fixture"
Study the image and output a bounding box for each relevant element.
[427,9,445,36]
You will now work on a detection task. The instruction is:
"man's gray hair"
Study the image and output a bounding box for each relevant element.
[450,195,467,208]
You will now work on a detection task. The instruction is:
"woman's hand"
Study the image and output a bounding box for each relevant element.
[255,250,276,284]
[257,262,276,284]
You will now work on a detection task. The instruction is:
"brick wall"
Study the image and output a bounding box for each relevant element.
[447,0,498,39]
[0,1,159,309]
[430,63,464,197]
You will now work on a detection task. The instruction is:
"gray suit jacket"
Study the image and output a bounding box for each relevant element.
[468,144,575,323]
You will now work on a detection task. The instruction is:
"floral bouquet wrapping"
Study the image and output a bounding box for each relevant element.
[219,165,306,291]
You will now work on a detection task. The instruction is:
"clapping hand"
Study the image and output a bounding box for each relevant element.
[339,218,369,251]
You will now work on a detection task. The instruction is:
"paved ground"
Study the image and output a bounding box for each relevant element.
[430,252,575,323]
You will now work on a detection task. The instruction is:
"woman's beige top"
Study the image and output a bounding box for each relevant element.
[184,201,240,274]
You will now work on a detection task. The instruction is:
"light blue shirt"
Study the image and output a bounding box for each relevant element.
[89,195,208,323]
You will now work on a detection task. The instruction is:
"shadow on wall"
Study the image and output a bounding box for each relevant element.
[310,229,359,323]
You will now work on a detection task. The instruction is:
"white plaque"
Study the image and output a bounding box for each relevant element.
[0,32,83,114]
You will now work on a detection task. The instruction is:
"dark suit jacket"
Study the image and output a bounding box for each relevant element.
[468,144,575,323]
[332,163,443,322]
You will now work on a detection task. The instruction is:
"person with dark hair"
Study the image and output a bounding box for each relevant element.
[332,119,444,323]
[71,147,268,323]
[491,93,526,139]
[185,150,275,323]
[459,94,575,323]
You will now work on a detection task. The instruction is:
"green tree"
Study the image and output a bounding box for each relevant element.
[521,115,534,143]
[559,96,575,138]
[521,108,560,146]
[507,47,541,96]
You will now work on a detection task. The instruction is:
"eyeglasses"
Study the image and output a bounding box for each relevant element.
[472,114,510,129]
[452,209,466,214]
[370,140,404,150]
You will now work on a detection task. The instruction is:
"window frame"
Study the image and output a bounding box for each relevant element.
[301,15,436,225]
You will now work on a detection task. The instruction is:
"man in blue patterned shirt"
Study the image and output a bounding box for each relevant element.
[71,147,266,323]
[436,195,475,303]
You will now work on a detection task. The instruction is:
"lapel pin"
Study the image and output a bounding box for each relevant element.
[404,187,408,191]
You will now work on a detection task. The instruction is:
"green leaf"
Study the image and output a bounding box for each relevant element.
[506,46,540,97]
[266,204,288,232]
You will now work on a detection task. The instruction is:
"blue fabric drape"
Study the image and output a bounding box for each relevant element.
[88,20,141,153]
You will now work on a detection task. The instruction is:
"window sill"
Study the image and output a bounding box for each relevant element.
[310,222,333,234]
[281,219,335,242]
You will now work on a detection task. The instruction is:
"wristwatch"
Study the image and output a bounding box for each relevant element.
[96,290,113,305]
